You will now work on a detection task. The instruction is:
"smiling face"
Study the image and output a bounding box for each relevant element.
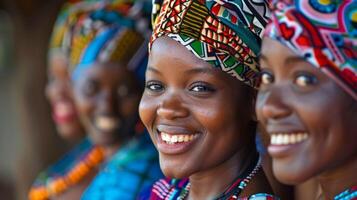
[73,62,142,147]
[139,37,255,178]
[46,53,84,141]
[256,37,357,184]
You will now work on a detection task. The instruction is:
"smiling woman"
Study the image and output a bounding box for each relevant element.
[256,0,357,199]
[138,0,279,199]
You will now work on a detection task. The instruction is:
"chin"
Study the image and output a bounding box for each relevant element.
[273,161,313,185]
[159,154,192,179]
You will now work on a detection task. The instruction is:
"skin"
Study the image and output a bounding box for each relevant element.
[46,52,85,142]
[139,37,273,199]
[256,37,357,199]
[53,61,143,200]
[73,61,142,157]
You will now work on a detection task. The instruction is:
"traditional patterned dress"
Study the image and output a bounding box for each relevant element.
[141,157,279,200]
[334,186,357,200]
[143,178,279,200]
[28,138,104,200]
[81,133,163,199]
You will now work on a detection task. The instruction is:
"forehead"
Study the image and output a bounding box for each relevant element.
[149,37,217,74]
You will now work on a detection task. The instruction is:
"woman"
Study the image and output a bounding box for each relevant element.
[29,2,106,200]
[139,0,279,199]
[256,0,357,199]
[69,2,163,199]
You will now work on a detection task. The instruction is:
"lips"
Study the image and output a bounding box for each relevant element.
[52,101,77,124]
[155,124,201,155]
[94,116,121,132]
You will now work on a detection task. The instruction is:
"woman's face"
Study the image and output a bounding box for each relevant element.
[46,53,84,141]
[73,62,142,146]
[256,37,357,184]
[139,37,254,178]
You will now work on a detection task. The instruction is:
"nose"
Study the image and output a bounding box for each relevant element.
[98,90,118,115]
[157,90,189,120]
[45,80,68,100]
[257,86,291,121]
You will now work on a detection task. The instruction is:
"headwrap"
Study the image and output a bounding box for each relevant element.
[149,0,271,88]
[265,0,357,100]
[67,0,152,84]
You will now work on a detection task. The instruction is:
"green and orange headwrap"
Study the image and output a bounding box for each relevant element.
[150,0,271,88]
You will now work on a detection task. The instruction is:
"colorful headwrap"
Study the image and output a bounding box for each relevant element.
[68,1,151,83]
[265,0,357,100]
[150,0,271,88]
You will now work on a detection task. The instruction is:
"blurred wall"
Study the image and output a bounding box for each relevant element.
[0,0,69,199]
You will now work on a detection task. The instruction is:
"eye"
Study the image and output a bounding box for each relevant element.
[145,81,164,92]
[189,82,215,93]
[294,73,318,87]
[83,79,99,97]
[260,71,274,85]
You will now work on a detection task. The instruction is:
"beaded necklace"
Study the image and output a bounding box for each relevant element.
[29,143,105,200]
[334,186,357,200]
[175,157,262,200]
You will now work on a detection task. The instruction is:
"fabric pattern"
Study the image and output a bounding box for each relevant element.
[81,133,163,200]
[142,178,279,200]
[28,138,104,200]
[68,1,151,83]
[334,186,357,200]
[265,0,357,99]
[150,0,271,88]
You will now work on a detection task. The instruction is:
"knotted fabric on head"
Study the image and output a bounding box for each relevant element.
[265,0,357,100]
[67,0,151,84]
[48,0,104,60]
[150,0,271,88]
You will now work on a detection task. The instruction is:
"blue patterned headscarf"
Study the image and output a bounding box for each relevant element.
[66,0,151,84]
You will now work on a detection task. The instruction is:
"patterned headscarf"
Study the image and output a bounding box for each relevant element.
[48,0,102,58]
[68,1,151,84]
[150,0,271,88]
[265,0,357,100]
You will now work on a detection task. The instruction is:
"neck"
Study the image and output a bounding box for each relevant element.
[318,156,357,199]
[187,147,257,200]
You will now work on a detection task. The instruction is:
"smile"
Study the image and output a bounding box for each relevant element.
[94,116,120,132]
[160,132,198,144]
[270,132,309,145]
[155,125,200,155]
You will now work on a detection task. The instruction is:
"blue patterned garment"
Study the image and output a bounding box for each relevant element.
[81,133,163,200]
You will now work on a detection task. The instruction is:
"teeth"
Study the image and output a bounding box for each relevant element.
[95,116,120,131]
[160,132,197,144]
[270,132,308,145]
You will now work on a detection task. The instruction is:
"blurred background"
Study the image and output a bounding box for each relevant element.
[0,0,74,199]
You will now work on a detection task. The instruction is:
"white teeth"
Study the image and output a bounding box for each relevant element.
[95,117,119,131]
[270,132,308,145]
[160,132,196,144]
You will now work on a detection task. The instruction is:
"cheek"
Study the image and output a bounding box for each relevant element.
[139,95,157,131]
[255,92,268,124]
[74,93,95,121]
[120,95,140,117]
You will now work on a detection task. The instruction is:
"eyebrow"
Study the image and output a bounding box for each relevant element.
[147,65,216,75]
[184,67,216,75]
[147,66,161,75]
[285,56,306,65]
[260,54,306,65]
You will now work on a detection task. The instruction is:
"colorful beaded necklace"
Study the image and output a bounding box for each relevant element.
[29,139,105,200]
[334,186,357,200]
[173,157,261,200]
